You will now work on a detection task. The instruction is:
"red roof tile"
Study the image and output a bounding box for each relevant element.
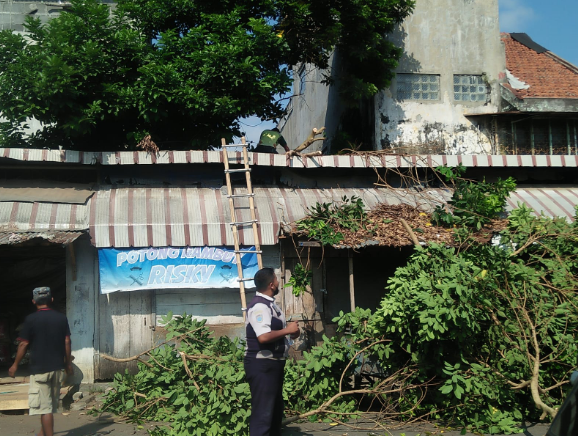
[502,33,578,100]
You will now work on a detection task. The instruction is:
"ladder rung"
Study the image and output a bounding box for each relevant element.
[227,194,255,198]
[234,250,262,254]
[222,143,249,147]
[225,168,251,174]
[238,277,254,282]
[230,220,258,226]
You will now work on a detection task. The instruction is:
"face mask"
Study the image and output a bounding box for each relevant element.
[273,285,280,296]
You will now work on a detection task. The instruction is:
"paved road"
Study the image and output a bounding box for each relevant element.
[0,411,551,436]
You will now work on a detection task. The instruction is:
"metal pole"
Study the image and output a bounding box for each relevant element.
[548,119,553,155]
[511,120,516,154]
[574,122,578,155]
[531,123,535,155]
[567,120,572,156]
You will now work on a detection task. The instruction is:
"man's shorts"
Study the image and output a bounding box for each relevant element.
[28,370,63,415]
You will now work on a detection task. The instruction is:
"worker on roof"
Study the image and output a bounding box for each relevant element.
[255,127,290,154]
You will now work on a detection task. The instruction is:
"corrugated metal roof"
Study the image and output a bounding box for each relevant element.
[2,147,578,169]
[88,187,578,248]
[0,181,94,204]
[507,188,578,220]
[0,231,85,246]
[0,201,89,232]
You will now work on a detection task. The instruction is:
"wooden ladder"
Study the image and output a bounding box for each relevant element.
[221,137,263,320]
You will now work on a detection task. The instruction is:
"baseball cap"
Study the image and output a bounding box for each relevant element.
[32,287,52,299]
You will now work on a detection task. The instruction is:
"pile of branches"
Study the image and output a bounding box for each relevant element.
[287,201,505,249]
[95,315,251,436]
[333,203,503,248]
[95,313,435,435]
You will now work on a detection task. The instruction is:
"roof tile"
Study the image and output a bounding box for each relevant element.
[502,33,578,100]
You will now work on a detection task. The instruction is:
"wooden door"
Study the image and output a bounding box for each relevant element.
[95,290,154,379]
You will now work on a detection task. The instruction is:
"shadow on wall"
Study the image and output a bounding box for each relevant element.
[322,51,346,154]
[377,24,422,150]
[324,49,382,153]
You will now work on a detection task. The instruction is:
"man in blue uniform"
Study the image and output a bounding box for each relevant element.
[9,287,73,436]
[244,268,299,436]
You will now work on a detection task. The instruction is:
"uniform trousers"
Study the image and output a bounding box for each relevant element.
[244,357,286,436]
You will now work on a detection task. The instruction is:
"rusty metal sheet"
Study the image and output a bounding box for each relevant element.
[88,187,450,248]
[0,180,94,204]
[0,231,85,246]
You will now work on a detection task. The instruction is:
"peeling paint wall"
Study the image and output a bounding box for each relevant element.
[377,0,505,154]
[280,0,506,155]
[66,238,97,383]
[0,1,116,32]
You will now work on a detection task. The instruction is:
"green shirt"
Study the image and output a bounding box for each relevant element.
[258,130,287,148]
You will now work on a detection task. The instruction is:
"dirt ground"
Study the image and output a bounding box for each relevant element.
[0,410,552,436]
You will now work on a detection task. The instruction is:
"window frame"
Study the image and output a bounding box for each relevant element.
[453,74,489,104]
[396,73,441,102]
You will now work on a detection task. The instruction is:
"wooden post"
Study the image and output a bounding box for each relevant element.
[280,238,286,314]
[68,243,77,281]
[348,256,355,313]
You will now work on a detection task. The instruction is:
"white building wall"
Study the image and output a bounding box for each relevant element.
[281,0,506,155]
[377,0,505,154]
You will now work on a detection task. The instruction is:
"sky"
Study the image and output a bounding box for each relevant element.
[238,0,578,146]
[499,0,578,66]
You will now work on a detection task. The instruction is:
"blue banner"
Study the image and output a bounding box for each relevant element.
[98,247,258,294]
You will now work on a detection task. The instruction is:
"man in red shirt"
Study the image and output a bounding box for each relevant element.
[9,287,73,436]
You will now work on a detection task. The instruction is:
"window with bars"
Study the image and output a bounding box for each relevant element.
[509,118,578,155]
[454,75,488,102]
[396,74,440,101]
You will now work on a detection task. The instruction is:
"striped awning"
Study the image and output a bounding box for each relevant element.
[1,186,575,248]
[88,186,578,248]
[0,201,89,232]
[88,187,450,248]
[3,147,578,169]
[507,187,578,221]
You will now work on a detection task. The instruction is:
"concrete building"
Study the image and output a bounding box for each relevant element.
[496,33,578,155]
[281,0,505,155]
[281,2,578,157]
[0,1,114,32]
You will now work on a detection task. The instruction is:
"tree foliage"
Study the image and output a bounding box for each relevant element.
[97,314,252,435]
[0,0,414,150]
[99,176,578,434]
[433,164,517,229]
[360,205,578,432]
